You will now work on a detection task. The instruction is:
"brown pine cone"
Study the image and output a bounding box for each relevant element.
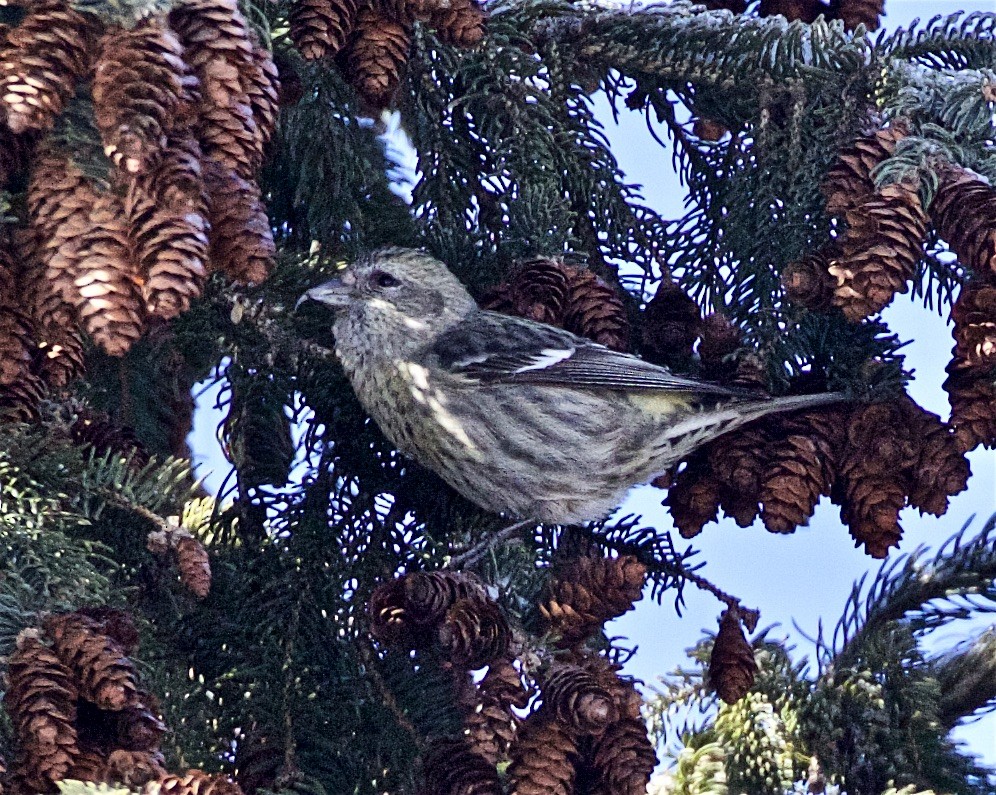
[588,716,658,795]
[707,424,771,528]
[44,613,141,710]
[242,44,281,151]
[66,743,109,783]
[427,0,487,47]
[92,18,188,174]
[823,124,908,215]
[951,282,996,367]
[461,660,530,765]
[781,251,837,311]
[641,281,700,368]
[902,399,969,516]
[175,534,211,598]
[159,769,245,795]
[370,571,486,646]
[665,451,722,538]
[420,737,501,795]
[828,181,927,321]
[437,596,511,669]
[0,0,96,133]
[562,267,629,352]
[68,407,150,468]
[932,163,996,279]
[698,312,742,378]
[124,172,209,321]
[507,712,578,795]
[106,749,167,788]
[540,554,646,646]
[829,0,884,31]
[480,257,571,325]
[943,361,996,453]
[114,704,167,752]
[202,157,274,284]
[836,402,917,557]
[136,131,206,212]
[759,409,842,534]
[0,243,37,390]
[709,607,758,704]
[25,258,86,390]
[3,634,79,790]
[169,0,263,176]
[290,0,359,60]
[73,191,145,356]
[541,663,619,736]
[344,8,411,109]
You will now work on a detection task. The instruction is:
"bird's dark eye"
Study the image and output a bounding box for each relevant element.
[373,271,399,288]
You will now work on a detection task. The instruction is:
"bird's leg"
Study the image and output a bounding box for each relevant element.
[445,518,534,569]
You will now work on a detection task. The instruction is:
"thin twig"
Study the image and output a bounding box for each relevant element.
[446,519,534,569]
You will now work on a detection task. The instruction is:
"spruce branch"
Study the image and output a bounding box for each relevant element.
[935,627,996,729]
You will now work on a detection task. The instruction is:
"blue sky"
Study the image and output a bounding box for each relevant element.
[188,0,996,772]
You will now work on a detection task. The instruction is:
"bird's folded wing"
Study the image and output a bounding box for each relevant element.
[428,310,748,397]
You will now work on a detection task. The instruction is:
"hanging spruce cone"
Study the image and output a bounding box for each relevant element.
[951,282,996,367]
[901,399,970,516]
[175,534,212,598]
[44,613,141,710]
[665,450,722,538]
[370,571,486,646]
[67,743,109,783]
[28,286,86,391]
[588,716,658,795]
[242,44,281,151]
[829,0,884,31]
[0,247,38,389]
[114,702,167,752]
[73,191,145,356]
[420,737,502,795]
[428,0,487,47]
[68,406,150,467]
[697,312,742,380]
[0,0,96,134]
[105,750,167,788]
[541,663,619,736]
[344,8,411,109]
[781,251,837,311]
[823,124,908,215]
[290,0,359,60]
[931,163,996,279]
[559,268,629,352]
[4,633,79,791]
[438,596,511,669]
[92,18,188,174]
[507,712,578,795]
[461,660,530,765]
[707,424,770,527]
[124,174,209,321]
[827,181,927,321]
[540,554,646,646]
[943,362,996,452]
[480,257,571,325]
[836,402,917,557]
[759,409,842,534]
[202,157,274,284]
[709,607,758,704]
[158,769,245,795]
[641,280,700,368]
[169,0,262,177]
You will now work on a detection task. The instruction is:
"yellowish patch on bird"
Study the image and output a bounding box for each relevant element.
[397,361,479,455]
[625,392,693,417]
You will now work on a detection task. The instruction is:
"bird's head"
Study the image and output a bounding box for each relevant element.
[296,248,478,354]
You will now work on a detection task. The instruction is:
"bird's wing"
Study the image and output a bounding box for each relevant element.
[427,310,749,397]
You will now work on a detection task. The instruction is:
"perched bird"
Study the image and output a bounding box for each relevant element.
[297,248,845,525]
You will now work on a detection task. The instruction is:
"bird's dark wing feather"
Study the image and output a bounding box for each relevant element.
[427,310,749,397]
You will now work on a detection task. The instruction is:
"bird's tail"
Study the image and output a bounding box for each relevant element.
[660,390,850,459]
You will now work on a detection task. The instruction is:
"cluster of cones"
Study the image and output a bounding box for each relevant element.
[481,257,631,352]
[370,555,663,794]
[289,0,486,108]
[1,609,240,794]
[0,0,277,376]
[784,122,996,453]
